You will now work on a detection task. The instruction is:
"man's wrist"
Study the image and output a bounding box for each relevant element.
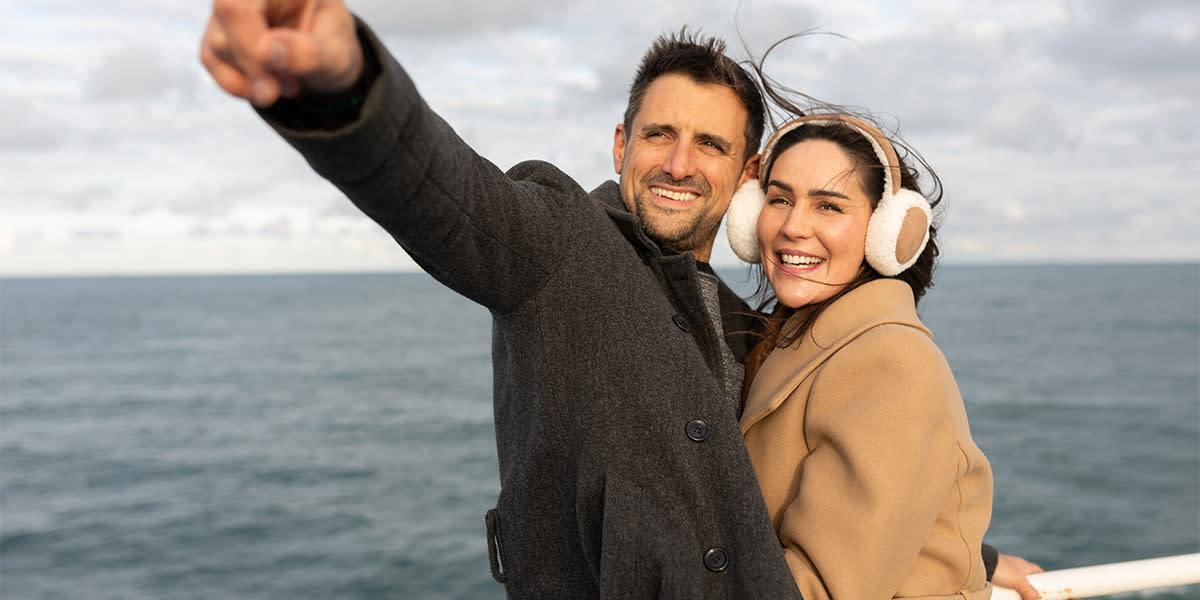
[291,51,373,115]
[263,26,379,129]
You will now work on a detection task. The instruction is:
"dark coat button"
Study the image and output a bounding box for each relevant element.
[704,547,729,572]
[685,419,710,442]
[672,314,691,332]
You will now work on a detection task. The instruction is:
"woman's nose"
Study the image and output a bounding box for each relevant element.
[781,209,813,239]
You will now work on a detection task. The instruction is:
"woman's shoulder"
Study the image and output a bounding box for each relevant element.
[748,279,943,407]
[807,278,929,347]
[818,280,952,384]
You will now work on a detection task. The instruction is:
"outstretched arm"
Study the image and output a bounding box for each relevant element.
[199,0,363,107]
[198,5,582,312]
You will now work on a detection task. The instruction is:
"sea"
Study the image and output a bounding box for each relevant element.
[2,263,1197,599]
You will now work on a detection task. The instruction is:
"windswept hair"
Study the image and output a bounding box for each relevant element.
[737,33,948,399]
[624,27,766,162]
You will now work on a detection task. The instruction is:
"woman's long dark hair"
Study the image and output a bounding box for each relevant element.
[738,35,946,399]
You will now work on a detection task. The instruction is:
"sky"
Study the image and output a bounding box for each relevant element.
[1,0,1197,276]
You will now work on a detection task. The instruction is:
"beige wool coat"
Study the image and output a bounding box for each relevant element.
[741,278,994,600]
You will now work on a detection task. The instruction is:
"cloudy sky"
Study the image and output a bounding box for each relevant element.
[2,0,1197,276]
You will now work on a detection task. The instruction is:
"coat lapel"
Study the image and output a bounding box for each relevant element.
[739,279,931,432]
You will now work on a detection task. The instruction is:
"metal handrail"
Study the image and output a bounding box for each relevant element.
[991,552,1200,600]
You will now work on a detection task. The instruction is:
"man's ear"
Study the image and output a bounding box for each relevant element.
[612,124,627,175]
[739,153,762,185]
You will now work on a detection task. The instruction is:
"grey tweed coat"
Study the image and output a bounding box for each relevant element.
[262,23,803,600]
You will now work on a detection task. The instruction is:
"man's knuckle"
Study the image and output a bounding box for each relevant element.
[211,0,239,16]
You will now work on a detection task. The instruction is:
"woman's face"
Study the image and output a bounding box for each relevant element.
[756,139,873,309]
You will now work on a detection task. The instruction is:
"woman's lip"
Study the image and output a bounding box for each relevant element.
[775,251,825,274]
[777,248,819,258]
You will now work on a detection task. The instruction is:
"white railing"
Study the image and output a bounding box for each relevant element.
[992,553,1200,600]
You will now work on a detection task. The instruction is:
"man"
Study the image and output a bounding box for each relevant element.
[200,2,1041,598]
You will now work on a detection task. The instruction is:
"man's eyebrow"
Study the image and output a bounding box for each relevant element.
[640,123,734,152]
[640,122,677,135]
[696,132,734,152]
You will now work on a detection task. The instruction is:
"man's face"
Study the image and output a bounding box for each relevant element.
[612,73,757,262]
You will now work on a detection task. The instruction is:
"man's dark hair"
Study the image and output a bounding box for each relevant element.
[623,27,766,162]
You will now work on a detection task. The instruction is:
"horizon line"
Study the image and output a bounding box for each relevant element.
[2,258,1196,280]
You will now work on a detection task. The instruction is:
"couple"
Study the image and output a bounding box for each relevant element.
[201,2,1041,598]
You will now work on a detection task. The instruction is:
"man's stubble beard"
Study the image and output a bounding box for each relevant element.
[628,172,721,256]
[633,195,722,256]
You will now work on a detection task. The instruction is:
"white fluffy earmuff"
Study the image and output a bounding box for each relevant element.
[724,114,931,276]
[865,187,932,276]
[726,179,768,263]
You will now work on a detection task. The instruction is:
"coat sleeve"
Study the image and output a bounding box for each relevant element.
[259,20,580,313]
[777,324,968,600]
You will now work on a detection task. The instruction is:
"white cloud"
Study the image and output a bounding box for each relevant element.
[84,43,195,102]
[1001,202,1025,223]
[0,96,68,151]
[0,0,1196,277]
[350,0,574,36]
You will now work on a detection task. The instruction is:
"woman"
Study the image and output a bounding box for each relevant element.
[725,113,994,599]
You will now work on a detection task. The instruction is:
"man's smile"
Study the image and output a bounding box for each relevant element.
[649,185,700,205]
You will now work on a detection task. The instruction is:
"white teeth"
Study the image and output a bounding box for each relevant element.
[780,253,823,266]
[650,187,698,202]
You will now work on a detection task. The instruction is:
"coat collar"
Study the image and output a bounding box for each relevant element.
[739,278,930,431]
[592,180,665,260]
[590,180,759,361]
[591,179,709,283]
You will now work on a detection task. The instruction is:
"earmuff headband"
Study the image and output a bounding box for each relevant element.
[725,114,932,276]
[760,115,905,199]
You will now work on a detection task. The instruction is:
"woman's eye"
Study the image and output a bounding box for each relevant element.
[767,196,791,206]
[818,201,843,213]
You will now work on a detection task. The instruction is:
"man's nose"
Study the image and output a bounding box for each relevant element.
[661,142,697,181]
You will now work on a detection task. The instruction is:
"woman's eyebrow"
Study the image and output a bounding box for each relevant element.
[809,189,851,201]
[766,180,851,201]
[765,180,793,193]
